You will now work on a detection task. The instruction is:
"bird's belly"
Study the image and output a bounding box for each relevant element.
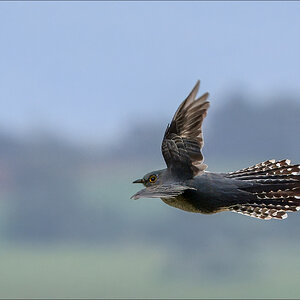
[161,192,229,214]
[161,195,209,213]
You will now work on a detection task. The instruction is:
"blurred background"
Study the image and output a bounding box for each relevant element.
[0,1,300,298]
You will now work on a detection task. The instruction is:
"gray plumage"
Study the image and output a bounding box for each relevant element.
[131,81,300,220]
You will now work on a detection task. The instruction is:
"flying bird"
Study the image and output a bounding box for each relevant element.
[131,81,300,220]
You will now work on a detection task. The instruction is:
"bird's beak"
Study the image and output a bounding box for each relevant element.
[132,179,144,184]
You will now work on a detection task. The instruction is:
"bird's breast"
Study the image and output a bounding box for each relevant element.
[161,196,200,213]
[161,194,215,214]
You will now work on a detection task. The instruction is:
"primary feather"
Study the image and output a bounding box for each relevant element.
[161,80,209,178]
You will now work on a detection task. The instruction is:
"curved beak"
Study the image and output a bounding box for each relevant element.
[132,179,144,184]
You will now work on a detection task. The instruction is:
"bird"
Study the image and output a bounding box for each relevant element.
[131,81,300,220]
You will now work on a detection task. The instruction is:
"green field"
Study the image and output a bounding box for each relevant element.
[1,241,300,299]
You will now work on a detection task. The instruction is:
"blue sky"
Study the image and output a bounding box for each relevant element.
[1,2,300,142]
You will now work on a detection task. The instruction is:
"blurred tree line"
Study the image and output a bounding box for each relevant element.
[0,93,299,250]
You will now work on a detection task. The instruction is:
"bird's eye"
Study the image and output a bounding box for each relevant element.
[149,175,157,183]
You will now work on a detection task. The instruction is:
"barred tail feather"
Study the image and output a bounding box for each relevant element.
[227,159,300,220]
[229,201,299,220]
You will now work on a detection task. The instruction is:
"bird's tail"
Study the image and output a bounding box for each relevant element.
[226,159,300,220]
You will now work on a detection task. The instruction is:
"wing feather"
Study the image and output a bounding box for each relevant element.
[161,81,210,178]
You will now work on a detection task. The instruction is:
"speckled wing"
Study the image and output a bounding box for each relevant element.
[161,81,210,178]
[130,184,196,200]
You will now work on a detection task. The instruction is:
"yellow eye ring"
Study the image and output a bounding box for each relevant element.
[149,175,157,183]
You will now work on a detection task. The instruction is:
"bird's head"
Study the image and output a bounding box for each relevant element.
[131,168,190,200]
[132,170,165,187]
[131,169,172,200]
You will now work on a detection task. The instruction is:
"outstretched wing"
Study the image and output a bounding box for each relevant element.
[161,81,210,178]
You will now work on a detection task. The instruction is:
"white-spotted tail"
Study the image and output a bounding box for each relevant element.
[227,159,300,220]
